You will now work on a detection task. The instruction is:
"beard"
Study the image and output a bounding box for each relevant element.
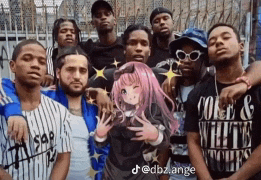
[60,79,87,97]
[213,52,241,71]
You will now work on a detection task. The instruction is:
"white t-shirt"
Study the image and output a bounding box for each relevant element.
[67,114,91,180]
[0,94,72,180]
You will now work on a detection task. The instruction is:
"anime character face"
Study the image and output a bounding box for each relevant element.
[120,83,142,107]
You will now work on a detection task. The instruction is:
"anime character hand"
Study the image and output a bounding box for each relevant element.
[218,82,248,109]
[41,74,54,87]
[127,112,159,142]
[95,110,113,139]
[7,116,28,143]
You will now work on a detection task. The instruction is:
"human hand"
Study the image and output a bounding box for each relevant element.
[41,74,54,87]
[219,82,248,109]
[161,76,178,101]
[95,110,113,139]
[7,116,28,143]
[127,112,159,142]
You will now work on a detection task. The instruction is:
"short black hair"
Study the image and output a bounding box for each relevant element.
[56,46,91,71]
[52,18,81,47]
[123,24,152,47]
[208,23,241,42]
[12,39,45,61]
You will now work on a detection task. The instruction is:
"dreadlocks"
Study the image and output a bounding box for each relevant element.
[52,18,81,47]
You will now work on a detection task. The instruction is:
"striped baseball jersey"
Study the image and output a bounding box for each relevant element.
[0,94,72,180]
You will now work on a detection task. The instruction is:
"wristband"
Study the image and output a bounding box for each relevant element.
[236,76,252,90]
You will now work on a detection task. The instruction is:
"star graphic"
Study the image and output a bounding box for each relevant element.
[101,87,109,96]
[94,67,107,80]
[175,60,182,67]
[92,149,101,160]
[160,67,181,83]
[152,155,159,164]
[170,144,176,152]
[88,97,95,104]
[111,58,120,68]
[88,167,99,179]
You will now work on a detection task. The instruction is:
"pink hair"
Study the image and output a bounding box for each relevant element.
[111,62,178,134]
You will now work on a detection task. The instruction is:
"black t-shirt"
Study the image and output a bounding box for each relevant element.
[81,38,125,77]
[89,67,167,93]
[185,76,261,179]
[147,45,174,70]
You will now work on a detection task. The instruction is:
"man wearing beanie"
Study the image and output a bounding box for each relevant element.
[147,7,179,70]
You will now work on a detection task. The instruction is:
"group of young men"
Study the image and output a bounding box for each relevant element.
[1,0,261,180]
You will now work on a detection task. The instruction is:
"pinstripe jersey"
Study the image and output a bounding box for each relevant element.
[46,46,54,77]
[0,94,72,180]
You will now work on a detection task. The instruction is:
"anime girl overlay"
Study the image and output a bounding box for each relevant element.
[94,61,178,180]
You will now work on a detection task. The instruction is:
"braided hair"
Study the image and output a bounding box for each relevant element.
[52,18,81,47]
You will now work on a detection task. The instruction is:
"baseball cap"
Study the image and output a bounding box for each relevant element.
[169,28,208,57]
[91,0,114,17]
[150,7,172,25]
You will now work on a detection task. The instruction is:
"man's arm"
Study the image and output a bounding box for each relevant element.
[227,144,261,180]
[0,167,12,180]
[187,132,212,180]
[219,61,261,107]
[49,152,70,180]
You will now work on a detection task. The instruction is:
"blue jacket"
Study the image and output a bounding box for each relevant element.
[1,78,109,180]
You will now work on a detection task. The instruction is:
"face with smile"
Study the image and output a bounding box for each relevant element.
[125,30,151,63]
[121,83,142,106]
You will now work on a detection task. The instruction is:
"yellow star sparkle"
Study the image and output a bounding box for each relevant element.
[111,58,120,68]
[88,97,95,104]
[94,67,107,80]
[175,60,182,67]
[160,67,181,83]
[88,167,99,178]
[152,155,159,164]
[92,149,101,160]
[101,87,109,96]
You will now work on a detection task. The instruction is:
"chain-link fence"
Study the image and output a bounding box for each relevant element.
[0,0,257,78]
[0,0,252,36]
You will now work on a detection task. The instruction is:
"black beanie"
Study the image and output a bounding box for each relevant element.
[150,7,172,25]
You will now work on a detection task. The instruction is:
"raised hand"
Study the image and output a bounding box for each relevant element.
[95,110,113,139]
[127,112,159,142]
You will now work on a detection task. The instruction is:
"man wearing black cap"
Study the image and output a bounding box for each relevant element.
[81,0,125,77]
[147,7,178,69]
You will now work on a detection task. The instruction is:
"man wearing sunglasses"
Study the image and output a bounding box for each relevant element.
[159,28,207,180]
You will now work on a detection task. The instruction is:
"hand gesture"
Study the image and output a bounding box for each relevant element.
[95,110,113,139]
[219,82,248,109]
[127,112,159,142]
[8,116,28,143]
[161,76,178,101]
